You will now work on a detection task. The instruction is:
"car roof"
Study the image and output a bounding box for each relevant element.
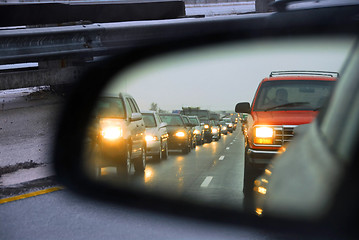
[263,76,337,82]
[141,110,156,114]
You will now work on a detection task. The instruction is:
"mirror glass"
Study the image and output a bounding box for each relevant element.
[82,35,355,215]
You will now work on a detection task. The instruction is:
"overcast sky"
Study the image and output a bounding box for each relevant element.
[104,36,355,112]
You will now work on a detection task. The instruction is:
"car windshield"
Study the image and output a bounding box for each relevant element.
[159,115,184,126]
[188,117,200,126]
[94,97,125,118]
[142,114,157,128]
[254,80,335,111]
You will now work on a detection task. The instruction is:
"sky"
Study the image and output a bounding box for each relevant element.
[103,35,355,112]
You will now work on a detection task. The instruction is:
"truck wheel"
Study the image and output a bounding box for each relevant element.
[134,146,146,173]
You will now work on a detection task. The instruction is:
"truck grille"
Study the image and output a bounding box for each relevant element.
[274,125,297,146]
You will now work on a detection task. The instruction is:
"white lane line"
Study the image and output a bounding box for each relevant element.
[226,147,230,150]
[219,155,225,161]
[201,176,213,188]
[230,142,233,145]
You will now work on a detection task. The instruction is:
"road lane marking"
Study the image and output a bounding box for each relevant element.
[219,156,225,161]
[0,186,64,204]
[226,147,230,150]
[230,142,233,145]
[201,176,213,188]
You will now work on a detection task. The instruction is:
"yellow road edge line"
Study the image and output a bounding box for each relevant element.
[0,186,64,204]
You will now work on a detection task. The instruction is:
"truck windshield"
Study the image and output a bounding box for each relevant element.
[253,80,335,111]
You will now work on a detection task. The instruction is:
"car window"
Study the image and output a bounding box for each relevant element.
[127,98,138,113]
[94,97,125,118]
[130,98,141,113]
[160,115,184,126]
[142,114,157,128]
[124,98,133,116]
[188,117,200,126]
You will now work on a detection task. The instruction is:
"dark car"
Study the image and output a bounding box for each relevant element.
[159,113,192,154]
[87,93,146,176]
[222,117,234,133]
[182,115,197,149]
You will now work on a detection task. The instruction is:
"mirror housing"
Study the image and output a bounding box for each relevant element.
[52,4,359,238]
[130,112,142,121]
[235,102,251,113]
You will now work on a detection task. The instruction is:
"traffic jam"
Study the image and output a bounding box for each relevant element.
[85,70,338,213]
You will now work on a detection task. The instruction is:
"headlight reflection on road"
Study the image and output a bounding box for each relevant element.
[144,167,154,183]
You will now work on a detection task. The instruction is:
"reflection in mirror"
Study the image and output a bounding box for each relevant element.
[83,35,355,216]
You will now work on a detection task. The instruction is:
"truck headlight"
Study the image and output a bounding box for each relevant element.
[254,126,274,144]
[175,131,186,137]
[101,127,123,140]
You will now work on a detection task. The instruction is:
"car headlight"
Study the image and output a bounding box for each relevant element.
[228,123,233,127]
[254,126,274,144]
[193,129,200,135]
[101,127,123,140]
[204,124,210,129]
[211,128,218,134]
[222,126,227,130]
[145,135,158,142]
[175,131,186,137]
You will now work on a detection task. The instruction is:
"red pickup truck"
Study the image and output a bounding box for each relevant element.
[235,71,338,209]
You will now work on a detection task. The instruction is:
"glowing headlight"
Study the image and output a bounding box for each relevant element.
[101,127,123,140]
[145,135,158,142]
[204,124,209,129]
[255,127,274,138]
[211,128,218,134]
[222,126,227,130]
[193,129,200,135]
[228,123,233,127]
[175,131,186,137]
[254,126,274,144]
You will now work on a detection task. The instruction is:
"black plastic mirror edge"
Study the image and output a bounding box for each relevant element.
[53,5,359,238]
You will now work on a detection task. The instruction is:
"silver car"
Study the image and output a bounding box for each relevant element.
[141,111,168,160]
[188,115,204,145]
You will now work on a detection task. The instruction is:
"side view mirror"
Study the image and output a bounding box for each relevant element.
[130,112,142,121]
[235,102,251,113]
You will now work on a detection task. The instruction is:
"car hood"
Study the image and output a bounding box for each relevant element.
[252,111,318,126]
